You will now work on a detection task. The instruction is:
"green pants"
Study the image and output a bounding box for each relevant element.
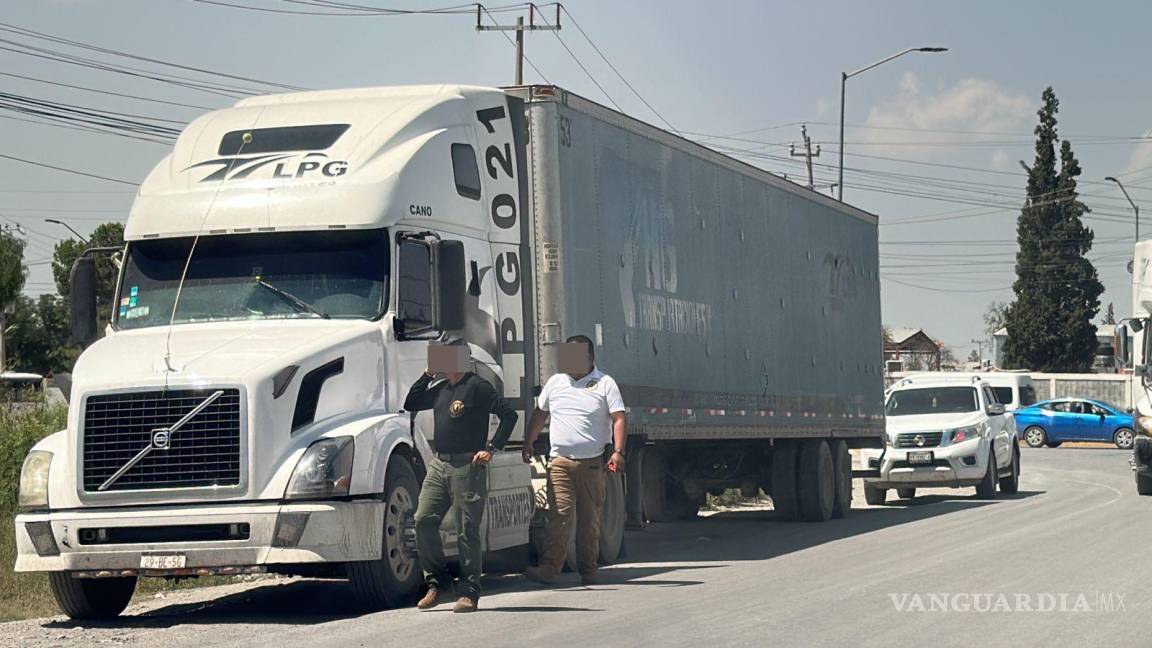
[414,455,488,598]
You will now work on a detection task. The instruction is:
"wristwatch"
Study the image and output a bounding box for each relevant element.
[613,447,625,457]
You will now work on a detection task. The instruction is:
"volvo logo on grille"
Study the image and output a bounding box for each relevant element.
[152,429,171,450]
[914,434,927,447]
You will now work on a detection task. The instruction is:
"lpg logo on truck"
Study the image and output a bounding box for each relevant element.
[183,152,349,183]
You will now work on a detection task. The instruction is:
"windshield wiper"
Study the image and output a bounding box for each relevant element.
[253,279,330,319]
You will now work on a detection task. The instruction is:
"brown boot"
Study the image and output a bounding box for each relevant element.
[416,587,440,610]
[453,596,478,613]
[523,566,558,585]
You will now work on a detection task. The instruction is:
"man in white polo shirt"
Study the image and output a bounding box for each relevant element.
[522,335,626,585]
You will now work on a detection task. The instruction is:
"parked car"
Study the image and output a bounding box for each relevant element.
[862,374,1020,504]
[1014,398,1136,449]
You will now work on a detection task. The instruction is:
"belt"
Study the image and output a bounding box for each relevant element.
[436,451,479,461]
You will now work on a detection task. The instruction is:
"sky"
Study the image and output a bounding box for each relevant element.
[3,0,1152,361]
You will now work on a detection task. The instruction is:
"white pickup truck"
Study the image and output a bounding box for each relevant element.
[862,375,1020,503]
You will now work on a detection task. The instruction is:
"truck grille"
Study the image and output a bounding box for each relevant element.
[82,389,242,492]
[894,432,943,448]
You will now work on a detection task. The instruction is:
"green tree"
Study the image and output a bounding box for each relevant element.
[0,229,25,312]
[1002,87,1103,372]
[51,222,124,332]
[5,295,77,373]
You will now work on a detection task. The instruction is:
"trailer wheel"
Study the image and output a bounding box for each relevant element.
[346,454,422,610]
[639,446,671,522]
[771,442,800,520]
[797,440,835,522]
[863,486,887,506]
[830,440,852,518]
[600,471,626,562]
[48,573,136,619]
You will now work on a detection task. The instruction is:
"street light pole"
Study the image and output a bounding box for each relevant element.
[1105,176,1139,242]
[838,46,948,201]
[44,218,88,244]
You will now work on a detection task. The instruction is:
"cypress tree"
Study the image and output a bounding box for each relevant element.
[1003,87,1102,372]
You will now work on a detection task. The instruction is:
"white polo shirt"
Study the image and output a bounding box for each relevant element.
[537,367,626,459]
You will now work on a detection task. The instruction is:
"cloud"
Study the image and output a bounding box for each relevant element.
[1120,128,1152,177]
[861,73,1034,166]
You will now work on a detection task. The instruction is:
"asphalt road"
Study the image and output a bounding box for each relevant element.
[5,446,1152,648]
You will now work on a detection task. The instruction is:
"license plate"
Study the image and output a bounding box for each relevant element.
[907,451,934,465]
[140,553,186,569]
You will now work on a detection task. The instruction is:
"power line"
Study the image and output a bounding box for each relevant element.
[559,5,676,133]
[533,10,620,110]
[0,153,137,186]
[0,71,217,111]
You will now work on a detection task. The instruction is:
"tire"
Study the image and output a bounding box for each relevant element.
[1114,428,1136,450]
[1023,426,1047,448]
[346,454,422,610]
[48,573,136,619]
[666,488,704,521]
[975,449,998,499]
[797,440,835,522]
[770,442,800,521]
[896,487,916,500]
[598,471,626,564]
[999,447,1020,494]
[1045,441,1063,448]
[639,446,669,523]
[830,440,852,519]
[1137,472,1152,496]
[864,485,887,506]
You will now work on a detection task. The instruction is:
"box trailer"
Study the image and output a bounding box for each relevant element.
[14,84,883,619]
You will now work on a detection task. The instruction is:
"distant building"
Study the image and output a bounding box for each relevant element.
[884,328,942,373]
[992,324,1131,373]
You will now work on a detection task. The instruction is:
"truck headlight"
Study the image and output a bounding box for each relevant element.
[18,450,52,509]
[285,437,354,499]
[1139,416,1152,437]
[945,426,981,445]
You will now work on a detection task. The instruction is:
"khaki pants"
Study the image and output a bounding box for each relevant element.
[538,456,606,576]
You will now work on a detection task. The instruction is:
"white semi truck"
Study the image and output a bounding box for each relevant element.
[14,85,885,619]
[1125,240,1152,494]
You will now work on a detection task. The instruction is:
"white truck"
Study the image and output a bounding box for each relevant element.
[1124,239,1152,494]
[14,84,885,619]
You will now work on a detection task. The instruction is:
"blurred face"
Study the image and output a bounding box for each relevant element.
[557,342,593,376]
[428,344,470,374]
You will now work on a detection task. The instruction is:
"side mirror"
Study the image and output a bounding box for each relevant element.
[1119,323,1132,366]
[986,403,1006,416]
[432,239,465,331]
[69,255,98,347]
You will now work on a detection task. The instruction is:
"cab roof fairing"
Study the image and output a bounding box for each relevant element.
[124,85,507,241]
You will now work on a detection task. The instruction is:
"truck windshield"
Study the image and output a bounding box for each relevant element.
[885,387,979,416]
[115,229,388,330]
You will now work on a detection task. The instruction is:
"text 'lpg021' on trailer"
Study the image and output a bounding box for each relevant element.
[14,85,885,618]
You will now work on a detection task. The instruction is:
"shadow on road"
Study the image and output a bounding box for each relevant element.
[42,489,1028,629]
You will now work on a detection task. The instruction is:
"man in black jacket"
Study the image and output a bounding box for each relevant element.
[405,340,517,613]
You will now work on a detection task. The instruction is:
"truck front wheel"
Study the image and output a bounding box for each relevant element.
[346,454,422,609]
[1137,472,1152,496]
[49,573,136,619]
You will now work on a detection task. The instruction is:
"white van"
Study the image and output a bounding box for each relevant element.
[897,372,1035,412]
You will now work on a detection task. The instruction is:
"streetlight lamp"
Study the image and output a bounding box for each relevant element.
[1105,176,1139,242]
[838,46,948,201]
[44,218,88,244]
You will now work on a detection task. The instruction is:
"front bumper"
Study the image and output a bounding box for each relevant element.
[14,499,383,573]
[860,438,989,489]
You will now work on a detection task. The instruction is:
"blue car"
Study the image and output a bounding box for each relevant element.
[1014,398,1135,449]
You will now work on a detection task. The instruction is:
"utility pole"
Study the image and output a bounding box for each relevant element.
[476,3,562,85]
[971,338,986,367]
[789,124,821,190]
